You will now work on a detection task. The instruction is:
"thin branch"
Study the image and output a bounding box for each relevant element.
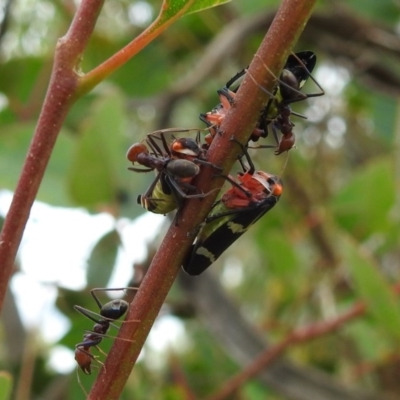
[78,0,197,96]
[179,272,388,400]
[14,331,37,400]
[88,0,318,399]
[0,0,13,45]
[207,283,400,399]
[205,302,366,400]
[0,0,105,310]
[169,354,197,400]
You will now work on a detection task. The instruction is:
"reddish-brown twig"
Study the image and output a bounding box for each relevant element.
[88,0,318,399]
[0,0,105,310]
[207,282,400,400]
[206,301,366,400]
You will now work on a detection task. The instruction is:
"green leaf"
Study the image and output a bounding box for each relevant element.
[0,57,44,103]
[331,159,395,239]
[68,89,127,206]
[183,0,231,14]
[259,229,299,280]
[342,235,400,341]
[86,229,121,288]
[157,0,229,26]
[346,0,400,25]
[0,372,12,400]
[0,122,75,205]
[345,319,392,361]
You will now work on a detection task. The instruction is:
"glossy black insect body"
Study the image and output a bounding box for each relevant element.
[183,144,283,275]
[256,51,323,153]
[183,170,283,275]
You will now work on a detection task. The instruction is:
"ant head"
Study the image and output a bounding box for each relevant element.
[100,299,129,320]
[126,143,148,163]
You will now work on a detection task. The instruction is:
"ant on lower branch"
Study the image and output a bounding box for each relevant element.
[74,287,139,375]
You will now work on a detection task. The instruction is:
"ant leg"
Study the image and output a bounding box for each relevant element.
[279,150,290,175]
[225,68,247,89]
[90,287,139,310]
[290,110,307,120]
[288,52,325,98]
[193,158,222,173]
[271,122,280,146]
[128,166,154,172]
[76,367,89,397]
[74,305,102,325]
[167,176,221,201]
[148,127,210,155]
[228,136,256,175]
[82,329,136,343]
[253,54,319,107]
[75,287,139,326]
[95,345,108,358]
[146,133,166,156]
[244,63,276,99]
[253,54,304,100]
[214,174,252,198]
[74,305,126,331]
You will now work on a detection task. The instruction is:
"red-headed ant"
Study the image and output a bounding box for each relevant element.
[127,128,221,217]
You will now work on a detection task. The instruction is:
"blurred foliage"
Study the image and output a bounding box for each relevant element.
[1,0,400,399]
[0,372,12,400]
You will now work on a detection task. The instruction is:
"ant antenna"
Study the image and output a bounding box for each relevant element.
[279,149,291,176]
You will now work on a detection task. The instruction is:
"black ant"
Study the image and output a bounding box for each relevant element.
[250,52,324,154]
[127,128,221,218]
[199,51,324,154]
[74,287,139,375]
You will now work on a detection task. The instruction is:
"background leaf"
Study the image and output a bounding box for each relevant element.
[342,235,400,342]
[86,229,121,288]
[68,89,128,207]
[331,159,395,239]
[0,372,12,400]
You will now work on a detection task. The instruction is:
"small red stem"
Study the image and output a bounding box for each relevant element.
[78,0,196,96]
[206,301,366,400]
[207,282,400,399]
[0,0,105,310]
